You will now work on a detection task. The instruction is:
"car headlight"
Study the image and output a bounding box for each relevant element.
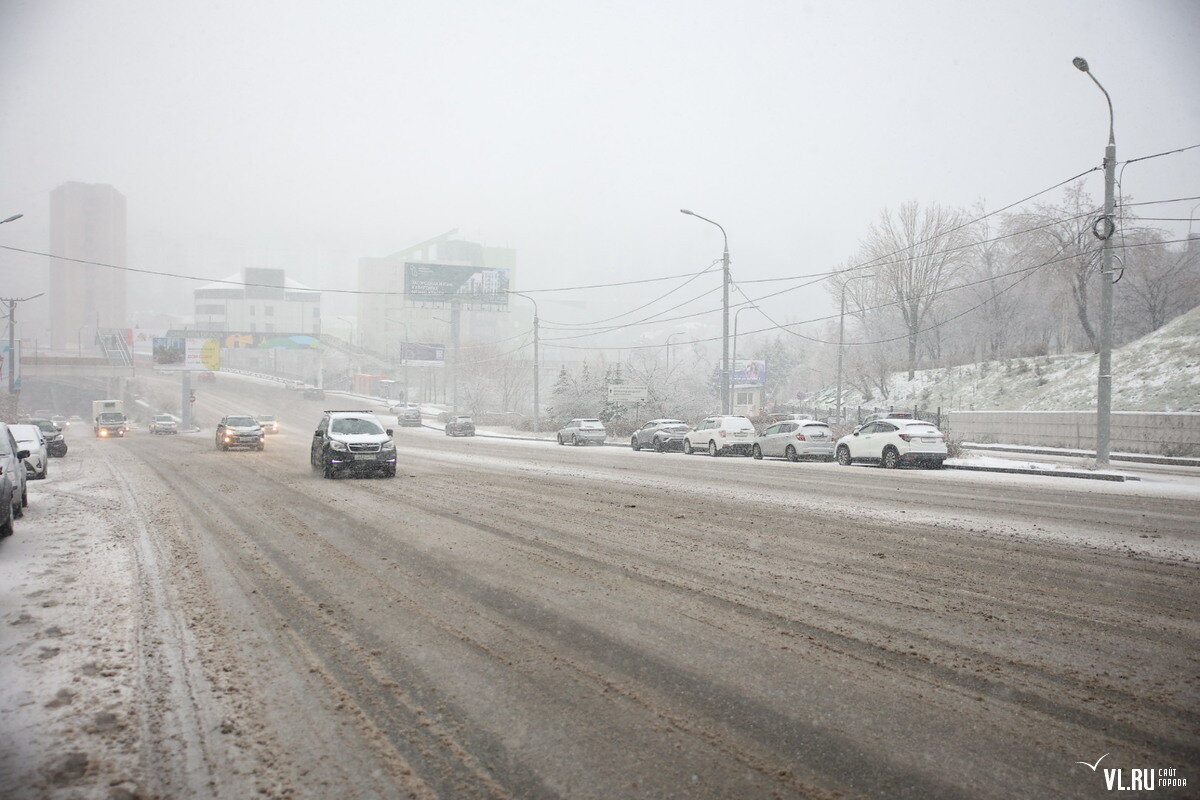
[381,441,396,451]
[329,440,348,451]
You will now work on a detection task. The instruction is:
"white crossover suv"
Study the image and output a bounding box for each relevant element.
[836,419,947,469]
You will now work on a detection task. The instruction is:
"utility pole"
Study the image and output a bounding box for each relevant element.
[1073,56,1117,467]
[681,209,731,413]
[3,293,44,398]
[834,274,870,423]
[450,300,461,413]
[510,292,540,433]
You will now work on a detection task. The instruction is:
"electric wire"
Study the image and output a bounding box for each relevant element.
[538,259,722,327]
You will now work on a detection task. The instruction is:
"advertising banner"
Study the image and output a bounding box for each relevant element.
[166,331,321,350]
[153,337,221,370]
[0,341,19,389]
[404,262,510,306]
[398,342,445,367]
[732,359,766,385]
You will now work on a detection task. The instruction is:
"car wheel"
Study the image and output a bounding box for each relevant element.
[683,439,693,455]
[785,445,799,463]
[256,443,265,451]
[882,447,900,469]
[927,459,945,470]
[836,445,852,466]
[630,437,640,451]
[310,453,320,471]
[752,444,763,460]
[572,435,580,446]
[323,462,335,479]
[708,441,718,457]
[383,466,396,478]
[1,498,13,537]
[653,438,664,453]
[557,435,564,445]
[21,486,28,508]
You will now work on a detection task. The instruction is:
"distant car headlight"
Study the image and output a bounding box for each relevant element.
[329,440,348,451]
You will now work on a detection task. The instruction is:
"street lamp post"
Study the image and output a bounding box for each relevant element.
[835,274,871,423]
[681,209,731,414]
[1073,56,1117,467]
[510,292,540,433]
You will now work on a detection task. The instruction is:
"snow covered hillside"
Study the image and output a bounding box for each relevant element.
[814,305,1200,412]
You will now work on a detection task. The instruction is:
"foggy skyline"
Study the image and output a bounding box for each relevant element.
[1,0,1198,347]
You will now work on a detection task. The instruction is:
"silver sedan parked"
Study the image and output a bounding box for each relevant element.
[752,419,836,462]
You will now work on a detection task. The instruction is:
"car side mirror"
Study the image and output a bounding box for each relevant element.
[386,429,394,437]
[852,429,860,436]
[17,450,30,460]
[314,429,322,437]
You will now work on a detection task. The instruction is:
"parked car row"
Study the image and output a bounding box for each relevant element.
[557,412,948,469]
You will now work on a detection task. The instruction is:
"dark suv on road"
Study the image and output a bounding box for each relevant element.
[311,410,396,479]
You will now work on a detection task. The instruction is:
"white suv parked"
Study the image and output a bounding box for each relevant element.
[557,419,607,446]
[684,415,756,456]
[836,419,947,469]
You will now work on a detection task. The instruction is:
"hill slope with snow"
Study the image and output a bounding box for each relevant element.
[815,305,1200,412]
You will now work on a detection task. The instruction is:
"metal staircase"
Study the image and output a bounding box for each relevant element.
[97,329,133,367]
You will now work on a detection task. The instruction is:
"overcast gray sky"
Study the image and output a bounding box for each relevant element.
[2,0,1198,346]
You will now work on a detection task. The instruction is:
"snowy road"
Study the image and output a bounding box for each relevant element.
[3,375,1198,799]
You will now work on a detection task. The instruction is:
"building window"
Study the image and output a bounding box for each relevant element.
[264,306,274,317]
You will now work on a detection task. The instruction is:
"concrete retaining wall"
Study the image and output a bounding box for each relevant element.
[946,411,1200,457]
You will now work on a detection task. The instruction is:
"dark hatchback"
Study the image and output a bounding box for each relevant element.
[27,419,68,457]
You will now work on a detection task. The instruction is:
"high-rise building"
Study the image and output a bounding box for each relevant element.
[48,182,127,351]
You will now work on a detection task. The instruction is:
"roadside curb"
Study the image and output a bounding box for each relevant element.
[419,422,626,447]
[945,464,1139,482]
[962,443,1199,468]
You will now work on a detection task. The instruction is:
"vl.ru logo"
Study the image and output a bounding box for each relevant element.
[1075,754,1188,791]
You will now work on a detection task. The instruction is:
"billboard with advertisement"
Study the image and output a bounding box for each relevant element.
[165,331,321,350]
[404,262,510,306]
[398,342,445,367]
[732,359,766,385]
[0,341,19,389]
[153,337,221,370]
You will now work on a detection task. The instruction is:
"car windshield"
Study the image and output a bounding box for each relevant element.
[905,424,940,434]
[34,420,58,432]
[454,417,472,423]
[331,417,384,435]
[580,420,604,429]
[98,413,125,422]
[155,415,173,422]
[11,426,40,442]
[225,417,258,427]
[258,415,276,422]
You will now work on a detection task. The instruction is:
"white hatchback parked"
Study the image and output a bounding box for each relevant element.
[684,415,756,456]
[753,419,835,462]
[835,419,947,469]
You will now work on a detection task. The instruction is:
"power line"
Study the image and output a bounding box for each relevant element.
[540,237,1195,351]
[1119,142,1200,167]
[538,260,721,327]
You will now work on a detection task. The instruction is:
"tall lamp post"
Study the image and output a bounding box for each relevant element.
[510,291,540,432]
[681,209,731,414]
[1073,56,1117,467]
[835,274,872,423]
[3,292,44,396]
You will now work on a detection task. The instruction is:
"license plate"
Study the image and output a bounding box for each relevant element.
[353,454,375,461]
